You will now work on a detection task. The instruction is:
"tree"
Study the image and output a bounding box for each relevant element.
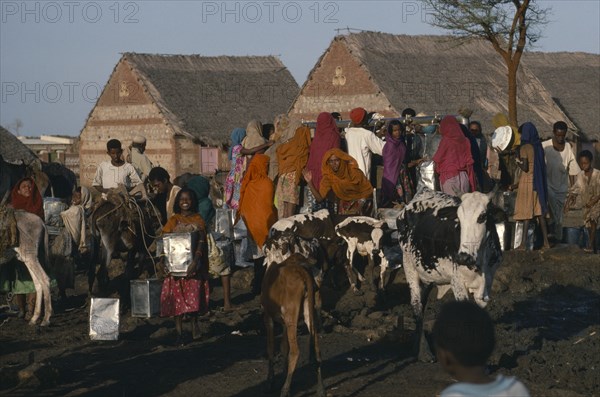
[423,0,549,127]
[10,118,23,136]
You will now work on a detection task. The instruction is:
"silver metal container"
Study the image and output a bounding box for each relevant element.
[43,197,68,235]
[89,298,119,341]
[232,217,247,240]
[161,232,198,277]
[417,160,436,190]
[512,221,534,250]
[215,208,235,238]
[130,278,162,318]
[215,238,234,266]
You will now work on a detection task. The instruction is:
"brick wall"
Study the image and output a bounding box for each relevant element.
[290,39,398,122]
[79,59,205,185]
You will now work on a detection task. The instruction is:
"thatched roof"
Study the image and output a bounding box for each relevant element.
[123,53,299,146]
[522,52,600,141]
[0,126,41,167]
[310,32,574,138]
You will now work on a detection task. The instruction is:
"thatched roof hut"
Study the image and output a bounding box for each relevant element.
[523,51,600,142]
[123,53,299,146]
[80,53,298,180]
[290,32,575,138]
[0,125,41,168]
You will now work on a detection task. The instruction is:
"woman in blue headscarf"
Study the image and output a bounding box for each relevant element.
[224,127,273,209]
[512,122,551,250]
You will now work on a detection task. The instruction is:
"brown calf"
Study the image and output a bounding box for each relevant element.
[260,253,325,397]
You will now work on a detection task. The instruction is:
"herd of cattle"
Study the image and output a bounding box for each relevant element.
[260,186,504,394]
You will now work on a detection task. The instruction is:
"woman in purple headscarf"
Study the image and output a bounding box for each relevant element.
[512,122,551,250]
[382,120,414,206]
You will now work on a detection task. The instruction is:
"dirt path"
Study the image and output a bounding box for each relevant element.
[1,247,599,396]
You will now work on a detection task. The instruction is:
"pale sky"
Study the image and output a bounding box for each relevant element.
[1,0,599,136]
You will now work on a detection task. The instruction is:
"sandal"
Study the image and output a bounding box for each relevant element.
[583,248,594,253]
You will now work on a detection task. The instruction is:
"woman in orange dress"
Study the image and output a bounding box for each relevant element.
[160,188,209,345]
[303,148,374,215]
[238,153,277,295]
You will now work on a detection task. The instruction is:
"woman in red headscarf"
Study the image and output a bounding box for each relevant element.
[306,113,342,192]
[303,148,374,215]
[432,116,476,196]
[3,177,44,320]
[10,177,44,219]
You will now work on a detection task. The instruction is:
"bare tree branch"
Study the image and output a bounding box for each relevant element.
[422,0,549,125]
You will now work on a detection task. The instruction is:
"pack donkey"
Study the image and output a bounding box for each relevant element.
[89,191,161,296]
[0,197,52,326]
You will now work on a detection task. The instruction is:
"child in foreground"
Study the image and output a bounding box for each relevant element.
[160,188,209,346]
[433,301,530,397]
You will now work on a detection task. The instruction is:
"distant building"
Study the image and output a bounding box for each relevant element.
[79,53,299,185]
[289,32,583,139]
[17,135,79,175]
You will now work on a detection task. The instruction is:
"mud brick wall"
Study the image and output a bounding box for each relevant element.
[290,40,397,122]
[79,60,202,185]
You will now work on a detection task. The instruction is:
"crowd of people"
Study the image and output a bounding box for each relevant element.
[1,108,599,395]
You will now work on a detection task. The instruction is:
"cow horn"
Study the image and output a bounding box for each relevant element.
[486,182,499,200]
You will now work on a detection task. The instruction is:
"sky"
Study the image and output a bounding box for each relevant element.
[1,0,599,137]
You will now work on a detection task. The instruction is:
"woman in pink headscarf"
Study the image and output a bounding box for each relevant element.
[432,116,476,196]
[305,112,341,209]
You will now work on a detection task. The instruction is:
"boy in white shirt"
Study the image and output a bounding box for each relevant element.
[344,107,385,177]
[92,139,144,197]
[434,301,530,397]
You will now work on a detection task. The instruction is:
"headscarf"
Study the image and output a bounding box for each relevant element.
[238,154,277,248]
[382,120,407,203]
[10,177,44,219]
[265,114,303,180]
[187,176,215,226]
[319,148,373,201]
[432,116,476,191]
[350,107,367,125]
[306,112,341,190]
[520,122,548,215]
[242,120,266,150]
[492,113,520,147]
[460,123,484,191]
[277,126,312,185]
[229,128,246,160]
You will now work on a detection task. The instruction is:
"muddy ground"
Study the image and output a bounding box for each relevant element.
[1,246,599,397]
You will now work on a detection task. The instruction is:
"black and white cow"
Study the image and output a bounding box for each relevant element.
[334,217,393,293]
[397,187,504,360]
[270,209,337,241]
[264,232,320,268]
[269,210,348,284]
